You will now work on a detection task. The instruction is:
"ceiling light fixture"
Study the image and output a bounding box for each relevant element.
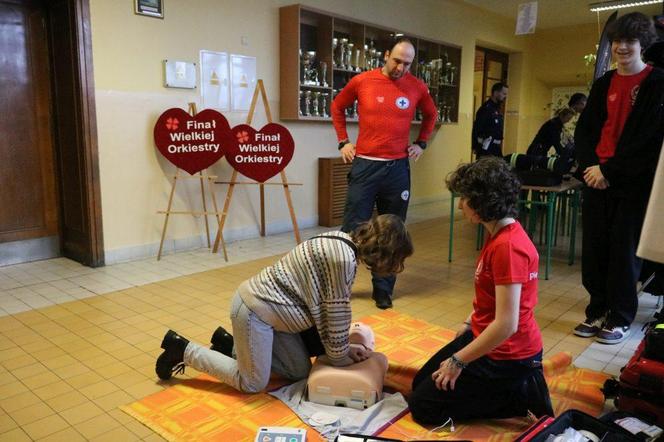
[589,0,663,12]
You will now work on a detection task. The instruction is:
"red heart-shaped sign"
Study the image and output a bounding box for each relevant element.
[225,123,295,182]
[154,108,231,175]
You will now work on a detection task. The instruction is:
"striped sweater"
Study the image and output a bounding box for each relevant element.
[240,232,357,366]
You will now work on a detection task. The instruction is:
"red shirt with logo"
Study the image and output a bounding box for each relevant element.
[595,65,653,163]
[331,69,437,159]
[471,222,542,360]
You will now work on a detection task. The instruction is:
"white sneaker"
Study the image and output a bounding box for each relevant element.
[595,325,630,345]
[573,316,605,338]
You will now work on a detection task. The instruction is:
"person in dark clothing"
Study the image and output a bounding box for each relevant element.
[472,82,508,158]
[526,108,576,157]
[568,93,588,114]
[573,12,664,345]
[408,158,552,425]
[644,41,664,69]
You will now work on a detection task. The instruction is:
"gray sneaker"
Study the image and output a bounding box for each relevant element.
[573,317,605,338]
[595,325,630,345]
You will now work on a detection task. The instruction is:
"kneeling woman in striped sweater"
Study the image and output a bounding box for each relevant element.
[155,214,413,393]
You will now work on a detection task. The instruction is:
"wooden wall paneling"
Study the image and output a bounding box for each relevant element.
[318,157,351,227]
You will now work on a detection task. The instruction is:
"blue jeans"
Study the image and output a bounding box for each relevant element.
[341,157,410,297]
[184,293,312,392]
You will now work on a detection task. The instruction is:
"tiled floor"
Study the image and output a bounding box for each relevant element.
[0,201,660,441]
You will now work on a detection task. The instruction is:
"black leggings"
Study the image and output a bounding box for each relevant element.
[408,330,552,425]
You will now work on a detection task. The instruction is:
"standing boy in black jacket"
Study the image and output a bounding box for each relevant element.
[573,12,664,344]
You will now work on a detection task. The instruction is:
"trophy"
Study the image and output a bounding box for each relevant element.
[319,61,328,87]
[448,65,456,86]
[431,59,441,87]
[338,38,348,69]
[444,62,452,85]
[312,58,320,86]
[332,38,338,67]
[368,46,377,69]
[345,42,354,70]
[363,44,369,70]
[301,51,316,85]
[354,48,361,72]
[299,49,305,84]
[439,98,446,122]
[320,92,329,117]
[303,90,312,116]
[298,90,303,116]
[375,51,383,68]
[352,100,358,119]
[422,62,431,87]
[312,91,321,116]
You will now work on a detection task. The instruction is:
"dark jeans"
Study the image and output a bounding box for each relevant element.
[408,330,552,424]
[341,157,410,297]
[581,188,648,327]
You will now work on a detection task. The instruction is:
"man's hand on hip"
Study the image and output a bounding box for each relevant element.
[340,143,356,163]
[407,144,424,161]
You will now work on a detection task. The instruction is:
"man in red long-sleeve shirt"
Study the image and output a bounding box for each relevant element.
[331,37,438,309]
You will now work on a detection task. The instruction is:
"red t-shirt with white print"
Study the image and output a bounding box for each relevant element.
[471,222,543,360]
[595,65,653,163]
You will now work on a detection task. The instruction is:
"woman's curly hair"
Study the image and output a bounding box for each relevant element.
[351,214,413,276]
[446,157,520,222]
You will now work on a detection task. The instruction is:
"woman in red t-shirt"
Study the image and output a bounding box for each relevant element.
[409,157,552,425]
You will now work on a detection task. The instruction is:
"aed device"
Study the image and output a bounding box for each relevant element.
[254,426,306,442]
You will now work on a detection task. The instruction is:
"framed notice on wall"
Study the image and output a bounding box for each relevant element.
[200,50,229,111]
[230,54,257,112]
[135,0,163,18]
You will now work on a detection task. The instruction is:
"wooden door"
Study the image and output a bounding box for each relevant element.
[0,0,59,244]
[0,0,103,267]
[480,47,509,105]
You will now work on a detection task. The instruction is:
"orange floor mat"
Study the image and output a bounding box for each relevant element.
[121,311,609,441]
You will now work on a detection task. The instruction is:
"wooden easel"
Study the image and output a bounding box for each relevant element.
[157,103,228,261]
[212,80,302,254]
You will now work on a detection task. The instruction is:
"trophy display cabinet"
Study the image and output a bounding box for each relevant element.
[279,4,462,124]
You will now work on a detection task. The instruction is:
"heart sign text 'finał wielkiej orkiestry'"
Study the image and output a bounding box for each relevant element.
[153,108,232,175]
[224,123,294,183]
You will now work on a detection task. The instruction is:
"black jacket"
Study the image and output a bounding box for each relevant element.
[527,117,567,157]
[472,99,504,156]
[575,67,664,195]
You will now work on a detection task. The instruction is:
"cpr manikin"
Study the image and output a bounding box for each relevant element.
[307,323,388,410]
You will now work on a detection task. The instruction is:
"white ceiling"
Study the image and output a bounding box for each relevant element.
[461,0,663,30]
